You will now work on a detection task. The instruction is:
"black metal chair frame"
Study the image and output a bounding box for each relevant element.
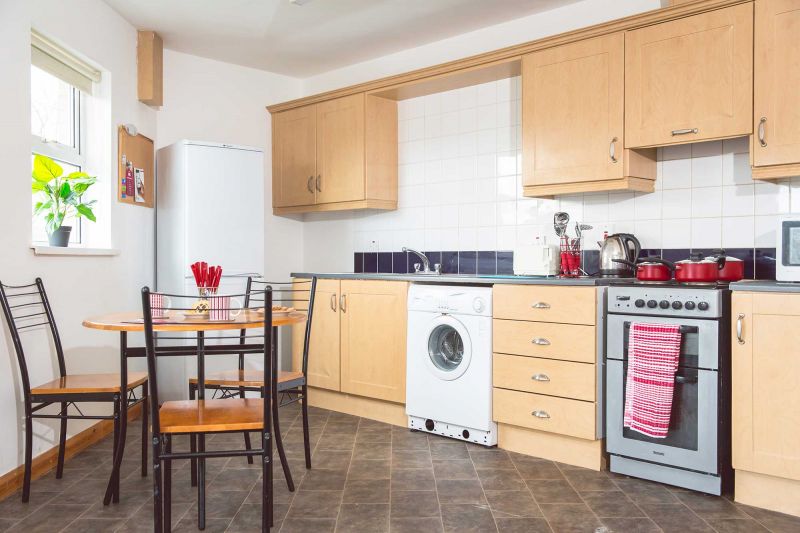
[187,277,316,493]
[0,278,148,503]
[142,286,278,532]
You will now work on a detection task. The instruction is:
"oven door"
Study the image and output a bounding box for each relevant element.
[606,315,719,474]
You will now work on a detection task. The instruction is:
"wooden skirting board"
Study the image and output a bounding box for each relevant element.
[498,423,606,471]
[306,387,407,427]
[735,470,800,518]
[0,403,143,502]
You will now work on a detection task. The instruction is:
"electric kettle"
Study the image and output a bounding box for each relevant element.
[598,233,641,277]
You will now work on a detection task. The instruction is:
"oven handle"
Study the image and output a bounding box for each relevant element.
[624,321,698,334]
[675,374,697,384]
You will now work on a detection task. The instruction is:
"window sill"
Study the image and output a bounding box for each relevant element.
[31,245,120,257]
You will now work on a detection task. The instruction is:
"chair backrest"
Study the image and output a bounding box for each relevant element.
[140,286,276,437]
[0,278,67,398]
[240,277,317,375]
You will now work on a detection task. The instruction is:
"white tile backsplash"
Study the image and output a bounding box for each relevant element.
[350,78,800,254]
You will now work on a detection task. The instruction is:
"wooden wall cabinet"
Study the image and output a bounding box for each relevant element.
[137,31,163,107]
[625,3,753,148]
[272,93,397,215]
[293,279,408,404]
[522,33,656,197]
[751,0,800,179]
[731,292,800,517]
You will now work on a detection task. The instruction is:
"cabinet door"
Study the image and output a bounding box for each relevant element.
[272,105,316,208]
[752,0,800,169]
[522,33,624,185]
[316,93,365,204]
[340,280,407,403]
[292,279,341,391]
[732,293,800,480]
[625,3,753,148]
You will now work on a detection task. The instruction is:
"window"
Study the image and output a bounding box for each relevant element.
[31,66,85,243]
[30,30,101,245]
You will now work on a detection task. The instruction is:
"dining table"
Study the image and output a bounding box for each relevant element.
[82,308,306,506]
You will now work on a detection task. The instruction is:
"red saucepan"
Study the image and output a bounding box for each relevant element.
[706,250,745,282]
[674,253,725,283]
[614,257,674,282]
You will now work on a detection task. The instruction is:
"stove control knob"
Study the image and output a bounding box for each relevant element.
[698,301,709,311]
[684,301,696,310]
[647,300,657,308]
[671,301,683,310]
[659,300,670,309]
[634,299,646,308]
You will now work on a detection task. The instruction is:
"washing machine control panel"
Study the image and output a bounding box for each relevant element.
[408,285,492,316]
[472,297,486,313]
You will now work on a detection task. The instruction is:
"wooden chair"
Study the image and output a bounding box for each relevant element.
[187,277,316,492]
[142,286,278,532]
[0,278,148,503]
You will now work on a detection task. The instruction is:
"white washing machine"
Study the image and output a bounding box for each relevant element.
[406,283,497,446]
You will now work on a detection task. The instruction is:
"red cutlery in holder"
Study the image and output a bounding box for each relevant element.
[559,236,582,277]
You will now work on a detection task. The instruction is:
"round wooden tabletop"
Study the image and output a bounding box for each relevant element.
[82,309,306,332]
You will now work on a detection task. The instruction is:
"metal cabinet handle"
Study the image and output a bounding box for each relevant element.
[340,294,346,313]
[609,137,618,163]
[531,338,551,346]
[758,117,767,147]
[531,374,550,382]
[532,410,550,419]
[307,176,314,193]
[736,313,745,345]
[531,302,550,309]
[671,128,698,136]
[316,174,321,192]
[330,293,337,312]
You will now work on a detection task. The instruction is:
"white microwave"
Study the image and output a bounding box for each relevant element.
[777,215,800,282]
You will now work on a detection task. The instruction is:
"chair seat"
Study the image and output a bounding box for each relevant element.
[189,369,305,388]
[159,399,265,434]
[31,372,148,395]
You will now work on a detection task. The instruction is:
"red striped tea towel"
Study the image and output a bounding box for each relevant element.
[623,323,682,438]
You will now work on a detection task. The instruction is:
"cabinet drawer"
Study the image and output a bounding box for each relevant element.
[493,285,596,325]
[493,320,595,363]
[493,388,596,440]
[493,353,595,401]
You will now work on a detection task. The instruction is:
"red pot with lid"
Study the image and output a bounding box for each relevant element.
[674,253,725,283]
[615,257,674,282]
[706,249,745,281]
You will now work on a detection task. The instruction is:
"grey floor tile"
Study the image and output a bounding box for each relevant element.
[600,517,662,532]
[737,504,800,533]
[429,441,469,461]
[390,490,441,518]
[227,503,266,532]
[6,503,89,533]
[477,469,526,491]
[0,495,48,521]
[468,449,514,470]
[391,468,435,491]
[432,460,477,480]
[336,503,390,533]
[343,478,390,504]
[279,517,336,532]
[297,468,347,490]
[561,468,617,491]
[436,479,487,505]
[354,441,391,460]
[526,480,581,504]
[675,491,748,520]
[60,517,127,532]
[348,459,391,480]
[311,450,353,470]
[174,517,230,532]
[389,517,444,533]
[392,449,433,469]
[211,468,261,492]
[512,460,563,481]
[80,490,150,519]
[0,519,17,532]
[580,491,643,518]
[703,518,770,532]
[188,489,249,519]
[639,503,715,532]
[539,502,603,533]
[440,503,497,532]
[485,490,542,518]
[286,490,342,519]
[391,430,429,451]
[494,517,551,533]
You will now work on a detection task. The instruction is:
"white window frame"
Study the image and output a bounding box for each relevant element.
[31,69,88,244]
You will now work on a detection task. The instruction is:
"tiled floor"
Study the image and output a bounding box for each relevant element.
[1,403,799,532]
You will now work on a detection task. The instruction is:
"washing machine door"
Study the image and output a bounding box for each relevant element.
[424,315,472,381]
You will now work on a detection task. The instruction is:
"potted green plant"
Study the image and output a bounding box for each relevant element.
[31,154,97,247]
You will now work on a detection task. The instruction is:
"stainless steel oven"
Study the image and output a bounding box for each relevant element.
[605,284,731,495]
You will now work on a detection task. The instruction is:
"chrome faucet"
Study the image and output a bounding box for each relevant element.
[402,247,441,275]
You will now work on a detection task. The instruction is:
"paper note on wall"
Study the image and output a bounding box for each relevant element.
[134,168,145,203]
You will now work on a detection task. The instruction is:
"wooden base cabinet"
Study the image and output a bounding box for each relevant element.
[625,3,753,148]
[732,292,800,517]
[751,0,800,180]
[292,279,408,404]
[522,32,655,198]
[272,94,397,214]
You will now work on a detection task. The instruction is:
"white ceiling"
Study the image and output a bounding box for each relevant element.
[102,0,581,77]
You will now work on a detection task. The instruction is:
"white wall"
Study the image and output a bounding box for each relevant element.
[302,0,662,95]
[0,0,157,477]
[157,49,305,283]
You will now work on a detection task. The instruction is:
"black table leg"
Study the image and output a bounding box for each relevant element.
[104,331,129,505]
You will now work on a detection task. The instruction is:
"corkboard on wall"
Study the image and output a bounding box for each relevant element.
[117,126,154,208]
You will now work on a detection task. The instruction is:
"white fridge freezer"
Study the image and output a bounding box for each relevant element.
[156,140,264,400]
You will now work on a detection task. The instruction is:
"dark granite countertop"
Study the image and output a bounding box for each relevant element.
[729,280,800,293]
[290,272,628,286]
